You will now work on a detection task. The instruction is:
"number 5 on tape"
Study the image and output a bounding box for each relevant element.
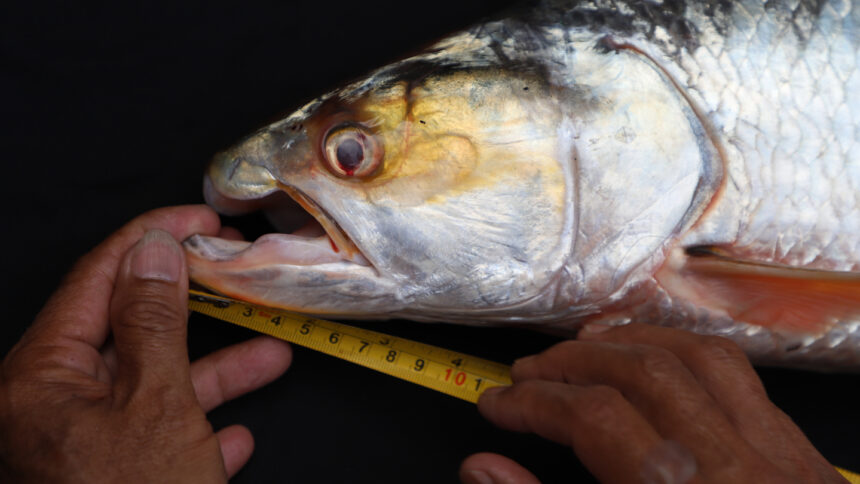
[188,290,512,403]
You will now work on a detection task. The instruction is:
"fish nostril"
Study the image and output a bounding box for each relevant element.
[227,157,242,181]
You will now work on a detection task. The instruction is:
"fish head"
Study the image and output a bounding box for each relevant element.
[186,63,574,320]
[186,21,723,326]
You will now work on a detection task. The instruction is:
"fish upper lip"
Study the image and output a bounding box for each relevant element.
[275,182,364,259]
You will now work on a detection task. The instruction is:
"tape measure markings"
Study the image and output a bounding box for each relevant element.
[188,290,511,403]
[189,290,860,480]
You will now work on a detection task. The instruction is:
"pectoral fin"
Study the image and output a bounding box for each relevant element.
[656,247,860,335]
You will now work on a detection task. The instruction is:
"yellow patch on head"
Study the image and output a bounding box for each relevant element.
[322,68,565,210]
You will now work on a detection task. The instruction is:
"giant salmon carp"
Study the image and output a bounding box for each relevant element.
[184,0,860,369]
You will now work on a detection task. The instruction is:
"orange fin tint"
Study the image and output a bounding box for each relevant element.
[656,247,860,335]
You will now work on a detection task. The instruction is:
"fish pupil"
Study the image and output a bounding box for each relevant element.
[336,138,364,173]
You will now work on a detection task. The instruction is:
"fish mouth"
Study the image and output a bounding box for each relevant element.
[277,183,364,260]
[185,174,371,271]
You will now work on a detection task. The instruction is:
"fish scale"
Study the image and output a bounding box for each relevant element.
[671,0,860,271]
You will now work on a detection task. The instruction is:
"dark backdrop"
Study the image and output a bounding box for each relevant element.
[2,1,858,482]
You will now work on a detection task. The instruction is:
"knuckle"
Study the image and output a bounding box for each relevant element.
[125,381,198,417]
[577,385,626,421]
[506,381,563,414]
[632,347,684,382]
[118,296,185,332]
[688,335,766,391]
[514,340,580,381]
[508,380,547,403]
[4,343,65,379]
[544,340,578,359]
[541,340,579,361]
[690,335,746,362]
[552,340,580,352]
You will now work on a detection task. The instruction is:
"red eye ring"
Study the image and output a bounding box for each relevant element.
[323,123,382,178]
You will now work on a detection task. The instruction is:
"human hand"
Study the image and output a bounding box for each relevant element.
[460,323,846,484]
[0,205,292,483]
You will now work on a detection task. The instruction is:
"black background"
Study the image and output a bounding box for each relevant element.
[2,1,858,482]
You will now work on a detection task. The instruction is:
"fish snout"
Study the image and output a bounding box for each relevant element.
[204,132,285,215]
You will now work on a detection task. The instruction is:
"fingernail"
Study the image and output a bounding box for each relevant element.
[582,323,613,334]
[130,230,182,282]
[464,470,494,484]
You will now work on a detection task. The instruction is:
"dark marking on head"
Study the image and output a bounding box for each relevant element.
[516,0,739,54]
[489,39,511,64]
[541,0,825,52]
[375,55,552,98]
[594,35,621,54]
[368,59,458,105]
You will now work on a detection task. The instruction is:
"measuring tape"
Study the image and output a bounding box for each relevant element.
[188,289,512,403]
[188,289,860,480]
[841,468,860,484]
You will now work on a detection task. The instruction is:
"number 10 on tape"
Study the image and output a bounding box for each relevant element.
[188,290,512,403]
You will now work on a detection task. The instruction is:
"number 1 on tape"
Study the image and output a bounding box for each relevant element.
[188,290,512,403]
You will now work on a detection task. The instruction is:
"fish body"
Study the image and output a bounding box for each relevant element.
[185,0,860,368]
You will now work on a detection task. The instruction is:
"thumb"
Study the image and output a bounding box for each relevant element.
[110,229,192,397]
[460,453,540,484]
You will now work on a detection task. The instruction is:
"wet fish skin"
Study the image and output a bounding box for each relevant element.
[185,0,860,368]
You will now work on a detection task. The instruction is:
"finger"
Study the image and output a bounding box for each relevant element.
[216,424,254,479]
[460,452,540,484]
[578,323,839,478]
[191,336,292,412]
[217,226,244,241]
[109,230,193,396]
[30,205,220,348]
[578,323,765,401]
[478,381,665,483]
[510,341,758,474]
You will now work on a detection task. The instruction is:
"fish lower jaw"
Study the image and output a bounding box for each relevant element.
[183,233,370,267]
[183,234,404,315]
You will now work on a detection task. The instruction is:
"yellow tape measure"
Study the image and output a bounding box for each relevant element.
[188,289,512,403]
[840,468,860,484]
[188,289,860,480]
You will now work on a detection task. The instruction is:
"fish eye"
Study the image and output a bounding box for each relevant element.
[323,124,382,178]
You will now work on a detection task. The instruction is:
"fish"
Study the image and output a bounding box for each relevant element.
[184,0,860,369]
